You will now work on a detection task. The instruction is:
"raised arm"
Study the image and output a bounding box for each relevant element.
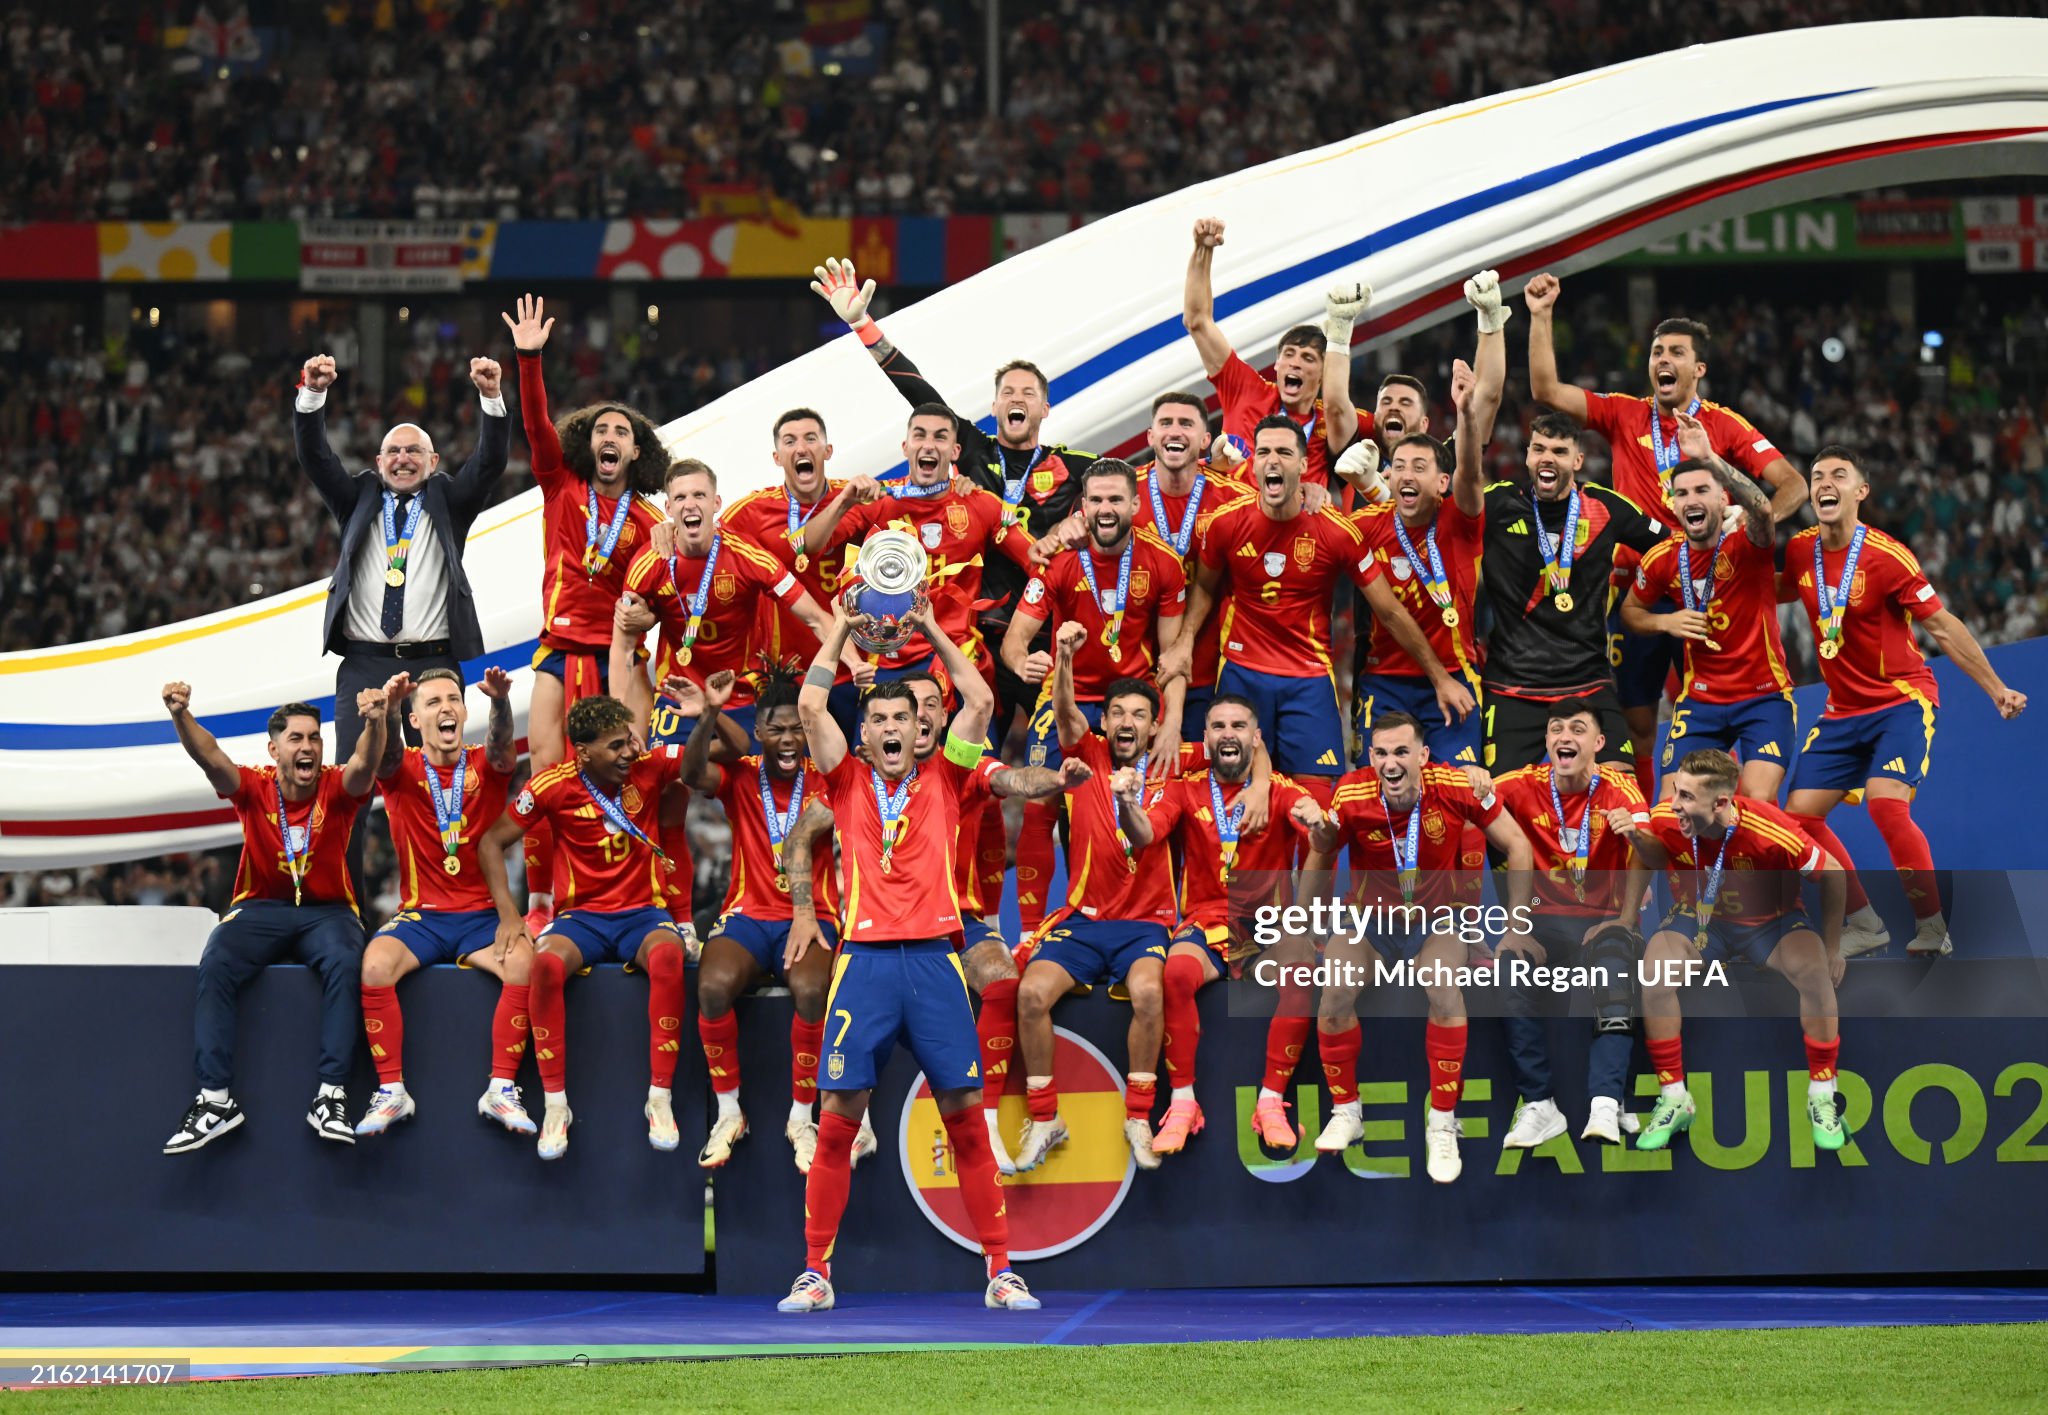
[1924,608,2029,719]
[376,671,414,781]
[675,670,737,793]
[445,356,511,517]
[341,686,389,798]
[609,592,657,739]
[1181,218,1234,379]
[291,354,357,525]
[162,682,240,797]
[500,294,566,485]
[1320,278,1370,451]
[1757,456,1809,525]
[799,601,855,773]
[1049,620,1091,750]
[1523,273,1590,422]
[477,666,517,775]
[1463,270,1511,447]
[911,598,994,746]
[1451,365,1486,518]
[1675,411,1771,547]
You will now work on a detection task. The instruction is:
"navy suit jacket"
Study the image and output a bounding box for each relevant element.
[292,403,510,661]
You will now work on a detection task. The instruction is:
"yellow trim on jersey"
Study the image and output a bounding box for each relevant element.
[1895,680,1938,777]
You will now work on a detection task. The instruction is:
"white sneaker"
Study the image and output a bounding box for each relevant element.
[1314,1105,1365,1154]
[984,1109,1017,1176]
[1581,1096,1626,1144]
[1013,1115,1069,1172]
[1840,906,1891,958]
[477,1084,537,1135]
[1424,1108,1462,1183]
[1124,1116,1160,1171]
[1908,915,1953,958]
[777,1269,835,1313]
[538,1102,572,1160]
[985,1270,1041,1311]
[786,1114,819,1173]
[850,1111,880,1168]
[646,1092,680,1152]
[354,1086,416,1137]
[698,1110,748,1168]
[1503,1097,1566,1150]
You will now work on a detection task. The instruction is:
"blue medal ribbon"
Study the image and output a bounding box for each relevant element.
[785,491,821,557]
[1392,512,1453,613]
[669,533,723,651]
[381,489,425,575]
[1114,750,1150,870]
[585,484,635,574]
[1531,485,1582,600]
[760,757,805,884]
[1075,537,1135,648]
[1677,526,1726,616]
[274,776,314,906]
[889,475,953,501]
[1648,395,1702,495]
[424,753,467,861]
[1813,524,1867,648]
[1148,471,1207,557]
[1208,771,1244,882]
[1549,765,1598,902]
[871,765,916,870]
[579,770,671,869]
[1694,823,1734,949]
[1382,791,1423,904]
[996,446,1050,526]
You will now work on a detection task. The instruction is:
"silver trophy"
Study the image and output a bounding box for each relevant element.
[843,528,930,655]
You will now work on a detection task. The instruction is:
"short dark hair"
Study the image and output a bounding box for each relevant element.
[666,457,717,491]
[413,667,462,692]
[1544,696,1604,728]
[993,359,1049,396]
[862,680,919,719]
[1652,316,1712,359]
[1102,676,1161,717]
[1390,431,1450,474]
[1668,457,1717,486]
[557,402,670,495]
[1370,710,1426,742]
[773,407,827,441]
[1812,444,1865,481]
[565,695,633,747]
[906,402,957,435]
[894,668,944,701]
[1675,747,1739,795]
[1377,372,1428,401]
[1151,390,1208,421]
[267,702,321,736]
[1080,458,1138,498]
[1206,692,1256,725]
[1528,411,1582,445]
[1277,325,1327,356]
[1252,414,1307,457]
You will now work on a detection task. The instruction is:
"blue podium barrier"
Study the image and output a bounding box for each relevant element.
[0,966,705,1276]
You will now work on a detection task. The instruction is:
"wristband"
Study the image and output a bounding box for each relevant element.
[803,663,836,692]
[856,319,884,347]
[943,731,985,768]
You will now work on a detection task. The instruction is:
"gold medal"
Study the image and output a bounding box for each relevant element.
[882,852,895,874]
[795,553,810,573]
[1818,638,1840,660]
[443,855,462,877]
[385,567,406,588]
[676,646,693,667]
[1703,639,1722,653]
[1100,623,1117,648]
[1439,605,1459,628]
[1553,591,1574,613]
[775,871,790,894]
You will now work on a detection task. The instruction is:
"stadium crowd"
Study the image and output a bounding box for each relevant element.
[3,0,2032,222]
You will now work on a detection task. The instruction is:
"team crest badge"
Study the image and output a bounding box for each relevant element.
[464,768,480,792]
[1292,537,1316,570]
[1850,570,1867,602]
[1031,468,1058,494]
[622,784,644,814]
[1422,810,1447,842]
[1262,552,1287,577]
[945,502,971,536]
[713,572,738,603]
[921,522,944,549]
[1129,568,1151,600]
[827,1053,845,1081]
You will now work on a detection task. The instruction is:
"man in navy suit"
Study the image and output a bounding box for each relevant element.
[293,351,511,889]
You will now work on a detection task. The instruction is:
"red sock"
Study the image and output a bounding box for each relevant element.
[523,821,554,899]
[790,1015,824,1105]
[645,941,686,1088]
[1125,1073,1157,1121]
[361,984,403,1085]
[698,1008,740,1094]
[1319,1022,1362,1106]
[1026,1078,1059,1121]
[976,976,1019,1113]
[1424,1020,1466,1112]
[976,805,1007,923]
[530,950,569,1093]
[803,1110,860,1273]
[1791,812,1871,914]
[1633,748,1655,800]
[1016,798,1059,932]
[1162,952,1206,1088]
[1263,1013,1312,1094]
[490,983,530,1081]
[1868,796,1940,919]
[1804,1033,1841,1084]
[942,1107,1010,1276]
[1646,1033,1685,1088]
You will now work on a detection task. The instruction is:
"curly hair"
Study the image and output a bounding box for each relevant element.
[556,402,672,495]
[753,656,807,719]
[565,695,635,747]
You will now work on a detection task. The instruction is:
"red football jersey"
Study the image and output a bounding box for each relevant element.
[721,483,845,683]
[1326,765,1501,910]
[1631,530,1793,703]
[819,482,1033,670]
[1019,530,1187,698]
[378,747,512,913]
[225,764,368,910]
[1144,769,1313,930]
[950,753,1009,919]
[1059,732,1177,926]
[519,354,666,651]
[624,534,804,700]
[1211,351,1341,488]
[1781,526,1943,718]
[509,746,684,913]
[1352,501,1483,680]
[1641,798,1822,926]
[1492,764,1648,918]
[710,755,836,924]
[1582,391,1783,524]
[825,753,974,941]
[1137,471,1248,691]
[1197,501,1377,677]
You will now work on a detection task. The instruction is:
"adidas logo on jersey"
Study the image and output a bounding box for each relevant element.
[1235,542,1259,557]
[1883,756,1908,774]
[1505,519,1529,536]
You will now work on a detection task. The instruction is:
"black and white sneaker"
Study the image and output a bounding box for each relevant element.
[164,1094,245,1155]
[307,1091,355,1145]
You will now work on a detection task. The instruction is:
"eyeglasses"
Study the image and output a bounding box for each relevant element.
[380,445,435,459]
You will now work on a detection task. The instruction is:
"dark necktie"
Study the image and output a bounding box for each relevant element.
[379,493,413,639]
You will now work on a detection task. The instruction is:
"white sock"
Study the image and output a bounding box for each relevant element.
[1661,1081,1687,1100]
[488,1077,515,1094]
[715,1090,741,1120]
[318,1082,345,1099]
[1847,904,1883,929]
[1128,1072,1157,1086]
[378,1081,408,1097]
[1809,1077,1839,1099]
[788,1100,813,1128]
[530,891,553,907]
[1334,1100,1362,1120]
[1025,1074,1054,1092]
[201,1087,230,1105]
[544,1089,568,1108]
[648,1084,672,1101]
[1172,1085,1195,1103]
[1257,1086,1283,1103]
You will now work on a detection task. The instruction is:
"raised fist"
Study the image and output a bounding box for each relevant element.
[162,681,193,715]
[1056,620,1088,660]
[301,355,337,392]
[1191,217,1226,250]
[1523,272,1561,316]
[470,357,503,399]
[1464,269,1511,334]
